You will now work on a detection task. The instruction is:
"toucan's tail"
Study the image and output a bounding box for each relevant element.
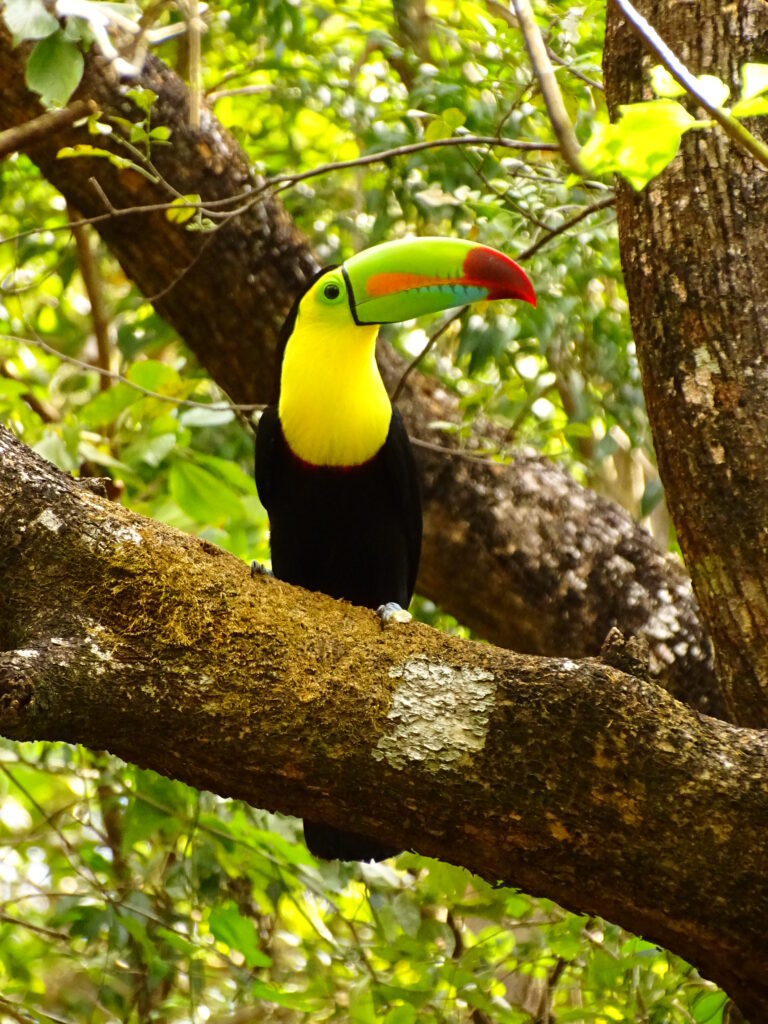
[303,820,399,863]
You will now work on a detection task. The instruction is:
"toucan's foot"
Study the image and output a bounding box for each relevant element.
[377,602,412,626]
[250,560,273,579]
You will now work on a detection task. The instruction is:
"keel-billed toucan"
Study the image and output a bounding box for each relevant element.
[255,237,535,861]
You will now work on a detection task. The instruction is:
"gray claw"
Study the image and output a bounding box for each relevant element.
[377,602,412,625]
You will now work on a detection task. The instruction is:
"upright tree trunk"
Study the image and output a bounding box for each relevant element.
[604,1,768,726]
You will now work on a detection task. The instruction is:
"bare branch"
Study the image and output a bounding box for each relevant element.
[0,100,93,160]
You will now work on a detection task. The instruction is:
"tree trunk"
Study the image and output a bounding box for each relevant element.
[604,0,768,726]
[0,424,766,1018]
[0,26,724,715]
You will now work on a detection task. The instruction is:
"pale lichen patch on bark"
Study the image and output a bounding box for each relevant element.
[34,509,63,533]
[373,656,496,772]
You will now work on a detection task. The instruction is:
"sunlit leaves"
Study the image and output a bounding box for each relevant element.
[580,100,695,189]
[732,61,768,117]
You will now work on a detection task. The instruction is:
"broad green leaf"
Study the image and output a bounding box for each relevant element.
[580,101,695,189]
[650,65,684,98]
[169,461,244,524]
[127,359,182,393]
[25,32,85,107]
[195,453,257,493]
[730,94,768,117]
[441,106,466,129]
[425,117,451,141]
[692,990,728,1023]
[209,903,272,967]
[2,0,58,43]
[79,382,142,426]
[740,61,768,101]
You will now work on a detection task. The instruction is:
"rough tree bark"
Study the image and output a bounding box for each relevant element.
[0,424,766,1018]
[604,1,768,726]
[0,25,723,715]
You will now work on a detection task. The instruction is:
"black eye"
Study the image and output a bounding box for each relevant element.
[323,283,341,300]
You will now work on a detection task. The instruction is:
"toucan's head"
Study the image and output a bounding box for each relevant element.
[289,236,535,338]
[278,239,535,464]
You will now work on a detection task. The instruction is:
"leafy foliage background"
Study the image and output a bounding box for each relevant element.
[0,1,732,1020]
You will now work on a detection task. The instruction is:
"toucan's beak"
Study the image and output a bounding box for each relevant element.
[342,236,536,325]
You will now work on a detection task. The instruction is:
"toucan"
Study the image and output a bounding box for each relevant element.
[254,236,536,861]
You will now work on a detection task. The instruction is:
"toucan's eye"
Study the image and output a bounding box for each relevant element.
[315,271,346,307]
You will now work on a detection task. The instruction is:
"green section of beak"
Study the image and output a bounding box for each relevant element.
[342,237,536,324]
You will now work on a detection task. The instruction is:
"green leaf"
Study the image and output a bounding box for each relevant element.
[383,1006,417,1024]
[692,990,728,1023]
[25,32,85,107]
[740,61,768,101]
[580,101,695,189]
[441,106,466,129]
[169,461,245,524]
[730,94,768,118]
[425,117,451,141]
[126,86,158,114]
[166,195,202,225]
[650,65,684,98]
[209,903,272,967]
[127,360,182,393]
[195,453,257,493]
[79,383,141,427]
[3,0,58,44]
[348,978,376,1024]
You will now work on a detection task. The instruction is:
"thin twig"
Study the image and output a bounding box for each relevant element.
[263,135,559,193]
[517,193,615,260]
[1,333,263,412]
[0,101,94,161]
[186,0,202,130]
[67,205,112,390]
[391,308,466,403]
[208,84,275,102]
[610,0,768,170]
[511,0,584,174]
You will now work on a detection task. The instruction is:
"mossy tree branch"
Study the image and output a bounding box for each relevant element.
[0,424,766,1018]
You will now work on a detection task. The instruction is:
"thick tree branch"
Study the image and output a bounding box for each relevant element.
[0,26,723,716]
[0,425,765,1018]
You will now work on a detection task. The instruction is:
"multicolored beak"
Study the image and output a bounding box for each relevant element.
[342,236,535,325]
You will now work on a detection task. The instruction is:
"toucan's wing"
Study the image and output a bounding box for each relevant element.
[382,406,423,601]
[254,404,281,512]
